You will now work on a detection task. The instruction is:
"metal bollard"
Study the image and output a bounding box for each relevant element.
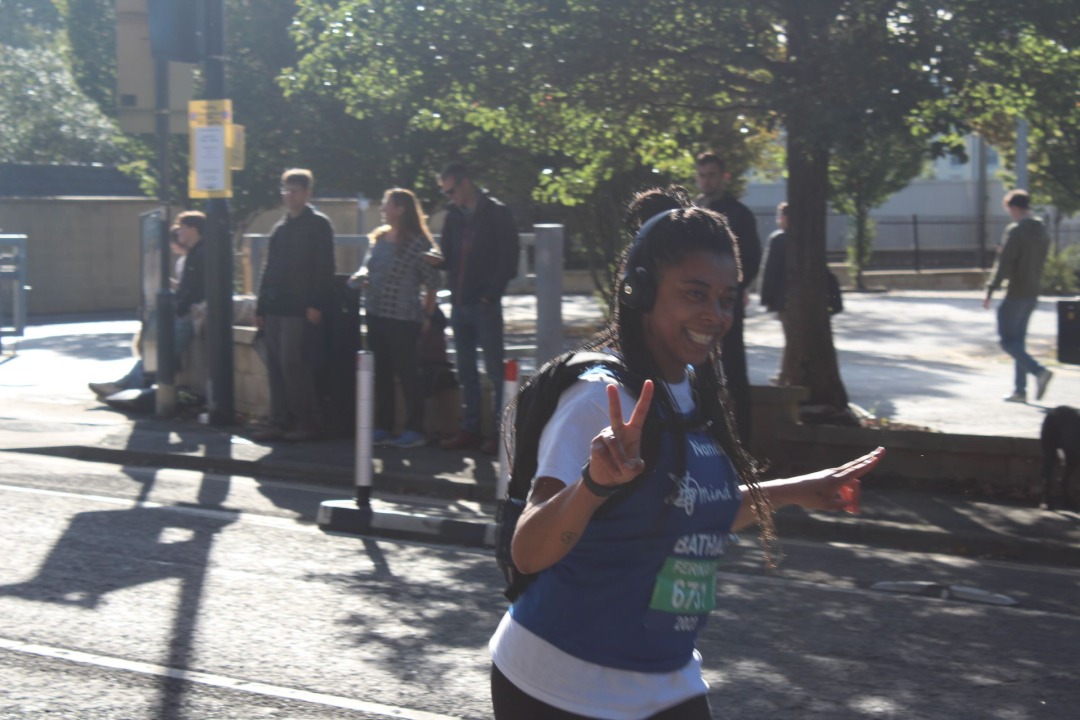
[354,349,374,507]
[497,359,520,501]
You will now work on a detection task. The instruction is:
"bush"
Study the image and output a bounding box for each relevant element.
[1042,248,1079,295]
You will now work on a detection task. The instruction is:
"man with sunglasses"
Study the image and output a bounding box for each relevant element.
[435,162,520,454]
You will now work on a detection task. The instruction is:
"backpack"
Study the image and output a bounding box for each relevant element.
[495,351,639,602]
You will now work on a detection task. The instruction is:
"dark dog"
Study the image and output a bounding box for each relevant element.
[1040,406,1080,511]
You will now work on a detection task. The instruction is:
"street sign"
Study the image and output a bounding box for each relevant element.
[188,99,233,199]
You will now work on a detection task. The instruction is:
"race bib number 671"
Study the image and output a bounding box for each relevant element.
[648,557,718,615]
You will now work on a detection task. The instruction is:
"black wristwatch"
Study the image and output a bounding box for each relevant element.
[581,461,621,498]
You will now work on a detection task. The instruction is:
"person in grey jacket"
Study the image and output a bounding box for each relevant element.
[983,189,1052,403]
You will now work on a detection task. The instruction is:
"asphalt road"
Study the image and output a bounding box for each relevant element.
[1,452,1078,719]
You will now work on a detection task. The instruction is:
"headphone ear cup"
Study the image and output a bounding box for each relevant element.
[622,266,656,312]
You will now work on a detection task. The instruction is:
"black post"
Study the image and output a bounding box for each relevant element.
[203,0,234,425]
[911,213,921,274]
[155,57,176,415]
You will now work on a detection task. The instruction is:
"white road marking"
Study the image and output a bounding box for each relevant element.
[0,635,461,720]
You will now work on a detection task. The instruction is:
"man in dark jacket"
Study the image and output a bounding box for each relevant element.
[436,163,520,454]
[695,151,761,444]
[254,168,336,441]
[759,201,789,385]
[983,189,1052,403]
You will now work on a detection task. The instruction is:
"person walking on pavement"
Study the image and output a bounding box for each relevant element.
[348,189,440,449]
[434,162,520,455]
[89,211,206,398]
[695,151,761,445]
[983,189,1052,404]
[253,169,336,442]
[490,195,884,719]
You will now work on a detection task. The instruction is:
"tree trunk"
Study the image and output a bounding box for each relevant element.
[855,205,869,291]
[781,116,851,417]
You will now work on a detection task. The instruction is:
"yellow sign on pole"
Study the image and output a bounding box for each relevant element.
[188,99,233,199]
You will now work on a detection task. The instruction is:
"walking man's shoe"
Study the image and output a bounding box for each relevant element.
[1003,392,1026,404]
[1036,369,1054,401]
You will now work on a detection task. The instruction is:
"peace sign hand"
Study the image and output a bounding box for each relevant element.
[587,380,656,493]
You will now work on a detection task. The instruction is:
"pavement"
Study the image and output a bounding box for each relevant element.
[1,290,1079,569]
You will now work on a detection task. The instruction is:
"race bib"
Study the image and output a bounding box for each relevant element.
[644,556,720,632]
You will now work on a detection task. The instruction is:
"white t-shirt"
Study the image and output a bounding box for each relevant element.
[490,371,710,719]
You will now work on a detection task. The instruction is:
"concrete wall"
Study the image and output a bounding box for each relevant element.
[750,385,1043,502]
[0,197,163,315]
[0,197,366,316]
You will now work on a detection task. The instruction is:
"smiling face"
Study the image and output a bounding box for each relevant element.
[643,250,738,382]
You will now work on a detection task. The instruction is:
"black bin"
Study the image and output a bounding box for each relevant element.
[1058,299,1080,365]
[319,274,361,436]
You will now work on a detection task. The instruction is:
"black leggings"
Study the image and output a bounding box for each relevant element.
[491,663,711,720]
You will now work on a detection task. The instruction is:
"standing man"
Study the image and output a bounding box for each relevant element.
[983,189,1052,403]
[254,169,336,441]
[759,201,789,385]
[695,151,762,443]
[436,162,520,454]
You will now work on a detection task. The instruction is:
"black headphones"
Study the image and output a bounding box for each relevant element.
[620,208,677,313]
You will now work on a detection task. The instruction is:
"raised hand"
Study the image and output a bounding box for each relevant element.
[798,446,885,513]
[587,380,655,491]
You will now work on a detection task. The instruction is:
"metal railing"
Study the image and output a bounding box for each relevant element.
[0,234,29,339]
[239,231,537,295]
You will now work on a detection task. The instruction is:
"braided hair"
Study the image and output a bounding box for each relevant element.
[582,188,779,567]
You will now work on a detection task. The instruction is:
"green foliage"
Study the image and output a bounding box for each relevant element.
[961,32,1080,216]
[830,125,928,289]
[0,0,62,47]
[284,0,1057,410]
[0,44,124,163]
[1042,249,1079,296]
[62,0,116,113]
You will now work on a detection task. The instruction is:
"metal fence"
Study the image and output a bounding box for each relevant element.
[753,211,1080,271]
[238,232,538,295]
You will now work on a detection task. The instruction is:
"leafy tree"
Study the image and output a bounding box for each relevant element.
[963,32,1080,218]
[829,124,927,291]
[287,0,1017,416]
[0,43,124,163]
[61,0,117,113]
[0,0,62,47]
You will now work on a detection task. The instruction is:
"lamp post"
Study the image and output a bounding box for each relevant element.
[202,0,235,426]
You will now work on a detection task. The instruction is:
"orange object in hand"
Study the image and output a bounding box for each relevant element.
[839,481,861,514]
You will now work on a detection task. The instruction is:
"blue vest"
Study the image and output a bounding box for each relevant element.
[511,423,743,672]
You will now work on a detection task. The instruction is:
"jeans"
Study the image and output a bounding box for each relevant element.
[367,315,423,434]
[450,301,504,436]
[118,313,196,389]
[997,296,1044,395]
